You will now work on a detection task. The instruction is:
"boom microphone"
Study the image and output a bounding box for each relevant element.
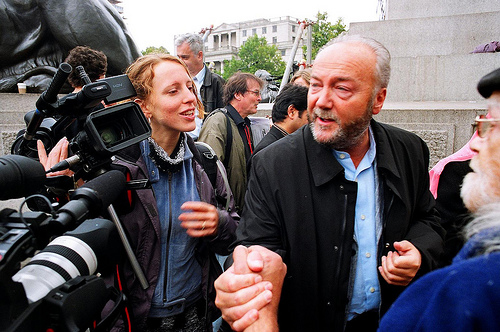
[51,170,126,231]
[0,155,46,200]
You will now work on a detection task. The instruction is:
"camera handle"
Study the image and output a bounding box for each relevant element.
[107,203,149,290]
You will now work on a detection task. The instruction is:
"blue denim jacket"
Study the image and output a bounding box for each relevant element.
[141,138,203,317]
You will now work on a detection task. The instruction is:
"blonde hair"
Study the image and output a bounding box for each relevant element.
[126,53,204,118]
[290,68,311,87]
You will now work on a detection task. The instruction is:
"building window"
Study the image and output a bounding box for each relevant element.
[281,49,286,56]
[252,28,256,35]
[243,30,247,37]
[272,25,277,32]
[262,27,267,34]
[272,37,277,44]
[292,37,295,43]
[292,25,296,33]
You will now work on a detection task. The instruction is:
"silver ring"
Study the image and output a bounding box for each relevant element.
[202,221,206,230]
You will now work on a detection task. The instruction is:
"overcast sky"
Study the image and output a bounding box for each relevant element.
[122,0,381,53]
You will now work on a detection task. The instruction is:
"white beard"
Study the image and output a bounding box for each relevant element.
[461,157,500,212]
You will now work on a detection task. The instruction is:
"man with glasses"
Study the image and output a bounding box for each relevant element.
[198,72,263,214]
[378,67,500,331]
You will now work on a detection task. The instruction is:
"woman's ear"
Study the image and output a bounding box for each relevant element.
[135,99,151,119]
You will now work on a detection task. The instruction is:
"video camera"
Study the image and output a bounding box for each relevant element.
[11,62,151,180]
[0,156,127,331]
[0,62,153,331]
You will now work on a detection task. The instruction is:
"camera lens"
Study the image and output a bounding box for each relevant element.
[99,124,124,147]
[12,235,97,303]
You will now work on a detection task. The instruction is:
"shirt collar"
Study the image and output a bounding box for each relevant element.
[193,66,206,85]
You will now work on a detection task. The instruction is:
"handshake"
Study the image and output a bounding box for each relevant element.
[215,245,287,332]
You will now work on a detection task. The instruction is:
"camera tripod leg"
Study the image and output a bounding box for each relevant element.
[107,204,149,290]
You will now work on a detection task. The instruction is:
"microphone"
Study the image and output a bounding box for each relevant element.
[51,170,126,231]
[46,155,81,174]
[24,63,72,141]
[0,155,46,200]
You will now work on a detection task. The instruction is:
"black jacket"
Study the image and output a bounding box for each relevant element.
[200,65,225,115]
[253,124,287,155]
[236,120,445,331]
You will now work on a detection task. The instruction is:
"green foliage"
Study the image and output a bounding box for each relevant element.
[302,12,347,60]
[222,35,286,80]
[141,46,169,55]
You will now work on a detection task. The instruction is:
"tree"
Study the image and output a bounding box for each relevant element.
[222,35,286,80]
[141,46,169,55]
[303,12,347,60]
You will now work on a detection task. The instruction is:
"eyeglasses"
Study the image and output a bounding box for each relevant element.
[472,114,500,138]
[246,90,261,96]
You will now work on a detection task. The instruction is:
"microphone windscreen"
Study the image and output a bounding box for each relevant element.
[0,155,46,200]
[72,170,126,211]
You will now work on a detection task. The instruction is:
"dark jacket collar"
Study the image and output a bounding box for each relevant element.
[225,104,250,127]
[202,64,212,86]
[370,119,401,180]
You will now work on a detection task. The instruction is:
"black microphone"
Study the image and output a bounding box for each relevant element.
[46,155,81,174]
[0,155,46,200]
[51,170,126,231]
[24,63,72,141]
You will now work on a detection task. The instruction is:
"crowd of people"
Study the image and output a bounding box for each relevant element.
[27,31,500,332]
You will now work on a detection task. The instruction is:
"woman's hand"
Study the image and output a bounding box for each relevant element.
[37,137,74,177]
[179,201,219,237]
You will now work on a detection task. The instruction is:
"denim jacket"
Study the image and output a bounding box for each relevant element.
[108,135,239,331]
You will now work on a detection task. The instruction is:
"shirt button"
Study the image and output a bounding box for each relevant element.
[339,153,346,159]
[326,301,332,306]
[152,170,155,176]
[370,287,375,293]
[365,252,371,258]
[361,215,366,220]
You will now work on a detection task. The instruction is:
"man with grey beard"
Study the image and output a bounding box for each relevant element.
[378,67,500,331]
[214,35,444,332]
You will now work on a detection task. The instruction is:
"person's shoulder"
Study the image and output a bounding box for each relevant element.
[373,120,428,150]
[253,126,306,162]
[199,108,230,137]
[374,120,419,139]
[206,69,225,84]
[203,108,227,122]
[423,252,500,288]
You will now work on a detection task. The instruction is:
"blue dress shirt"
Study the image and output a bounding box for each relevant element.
[333,127,381,320]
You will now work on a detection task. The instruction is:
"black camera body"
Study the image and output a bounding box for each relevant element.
[11,66,151,179]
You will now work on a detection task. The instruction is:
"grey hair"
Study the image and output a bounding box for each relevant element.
[322,34,391,90]
[464,203,500,255]
[174,33,203,54]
